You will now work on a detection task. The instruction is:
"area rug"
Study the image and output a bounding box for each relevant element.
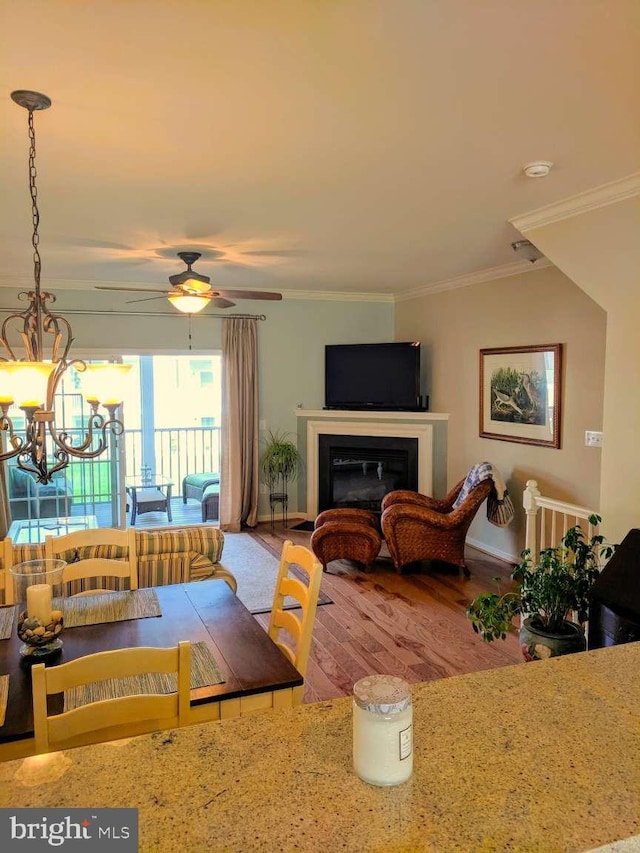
[219,532,332,615]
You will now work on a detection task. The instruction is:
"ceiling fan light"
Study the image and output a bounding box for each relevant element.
[168,293,209,314]
[178,277,211,294]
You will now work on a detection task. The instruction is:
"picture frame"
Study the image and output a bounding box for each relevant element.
[479,344,562,448]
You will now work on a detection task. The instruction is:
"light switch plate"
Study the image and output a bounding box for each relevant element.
[585,430,603,447]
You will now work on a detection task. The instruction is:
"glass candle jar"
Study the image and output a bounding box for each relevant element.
[353,674,413,786]
[10,559,66,659]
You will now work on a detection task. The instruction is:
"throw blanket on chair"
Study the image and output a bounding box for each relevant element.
[453,461,514,527]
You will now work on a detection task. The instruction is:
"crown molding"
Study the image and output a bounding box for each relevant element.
[510,172,640,232]
[280,289,393,303]
[395,257,552,302]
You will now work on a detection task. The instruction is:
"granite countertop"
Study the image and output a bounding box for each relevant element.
[1,643,639,852]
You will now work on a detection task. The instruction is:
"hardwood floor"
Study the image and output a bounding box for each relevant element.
[249,521,523,704]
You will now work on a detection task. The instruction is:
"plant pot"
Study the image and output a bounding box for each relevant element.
[519,616,586,662]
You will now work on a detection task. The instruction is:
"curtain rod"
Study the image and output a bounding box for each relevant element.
[0,308,267,320]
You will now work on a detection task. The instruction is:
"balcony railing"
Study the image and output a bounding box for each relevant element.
[124,426,222,484]
[7,426,221,528]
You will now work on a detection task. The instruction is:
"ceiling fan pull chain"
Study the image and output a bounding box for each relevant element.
[188,313,193,351]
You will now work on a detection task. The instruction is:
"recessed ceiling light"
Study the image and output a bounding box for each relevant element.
[522,161,554,178]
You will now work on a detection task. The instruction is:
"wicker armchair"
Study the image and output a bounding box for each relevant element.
[380,477,493,576]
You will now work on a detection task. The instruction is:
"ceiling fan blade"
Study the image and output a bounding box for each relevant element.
[216,289,282,301]
[210,297,236,309]
[95,285,169,294]
[241,249,306,258]
[126,295,168,304]
[183,223,226,240]
[62,238,136,250]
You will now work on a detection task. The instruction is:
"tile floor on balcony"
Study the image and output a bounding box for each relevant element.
[88,497,213,529]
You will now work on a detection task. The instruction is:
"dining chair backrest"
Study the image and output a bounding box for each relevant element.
[32,641,191,753]
[268,540,323,705]
[1,537,15,605]
[44,527,138,595]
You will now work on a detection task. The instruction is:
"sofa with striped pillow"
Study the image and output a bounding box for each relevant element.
[4,526,235,598]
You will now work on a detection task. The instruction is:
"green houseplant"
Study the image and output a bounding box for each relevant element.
[466,515,615,661]
[259,429,303,502]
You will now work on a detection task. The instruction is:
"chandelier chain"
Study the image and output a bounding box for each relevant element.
[1,89,129,484]
[27,109,42,289]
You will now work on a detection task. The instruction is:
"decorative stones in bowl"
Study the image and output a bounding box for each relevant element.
[17,609,64,658]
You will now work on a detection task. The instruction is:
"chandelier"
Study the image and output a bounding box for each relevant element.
[0,90,131,484]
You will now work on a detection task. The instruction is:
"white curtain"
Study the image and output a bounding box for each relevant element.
[219,318,259,531]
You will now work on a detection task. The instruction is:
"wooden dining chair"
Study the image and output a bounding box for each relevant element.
[268,540,323,705]
[1,537,15,605]
[32,641,191,753]
[44,527,138,595]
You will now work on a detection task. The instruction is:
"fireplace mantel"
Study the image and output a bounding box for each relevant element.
[294,409,449,421]
[295,409,449,518]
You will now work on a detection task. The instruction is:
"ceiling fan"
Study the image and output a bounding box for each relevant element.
[95,251,283,313]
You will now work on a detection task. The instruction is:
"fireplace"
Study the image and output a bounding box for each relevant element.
[299,411,441,518]
[318,434,418,514]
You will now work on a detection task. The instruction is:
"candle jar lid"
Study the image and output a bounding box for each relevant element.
[353,675,411,715]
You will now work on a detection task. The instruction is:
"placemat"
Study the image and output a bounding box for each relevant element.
[64,641,225,712]
[0,674,8,727]
[0,606,17,641]
[53,589,161,629]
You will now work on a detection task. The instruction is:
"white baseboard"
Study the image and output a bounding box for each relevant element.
[466,536,518,566]
[256,512,307,525]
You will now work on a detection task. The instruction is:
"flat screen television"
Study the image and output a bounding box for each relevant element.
[325,341,423,411]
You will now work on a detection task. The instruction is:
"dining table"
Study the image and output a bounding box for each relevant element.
[0,578,303,761]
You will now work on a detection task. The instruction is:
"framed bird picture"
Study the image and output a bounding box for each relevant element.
[479,344,562,448]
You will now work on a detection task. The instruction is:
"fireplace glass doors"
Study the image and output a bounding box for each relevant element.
[318,434,418,515]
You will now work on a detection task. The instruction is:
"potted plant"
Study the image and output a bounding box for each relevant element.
[466,515,615,661]
[259,429,303,510]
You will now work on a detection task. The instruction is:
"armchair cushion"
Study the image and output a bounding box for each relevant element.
[381,481,464,515]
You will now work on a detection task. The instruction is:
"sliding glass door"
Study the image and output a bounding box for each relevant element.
[6,353,222,533]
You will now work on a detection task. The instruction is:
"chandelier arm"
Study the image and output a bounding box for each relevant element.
[0,413,26,462]
[47,410,124,459]
[0,316,21,361]
[14,445,69,482]
[42,302,76,366]
[46,452,72,480]
[48,412,107,456]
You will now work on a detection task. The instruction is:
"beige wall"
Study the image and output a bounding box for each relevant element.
[394,265,606,561]
[521,194,640,544]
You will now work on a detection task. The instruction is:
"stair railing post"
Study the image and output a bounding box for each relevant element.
[523,479,542,562]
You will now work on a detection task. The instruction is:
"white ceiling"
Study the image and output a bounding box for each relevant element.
[1,0,638,302]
